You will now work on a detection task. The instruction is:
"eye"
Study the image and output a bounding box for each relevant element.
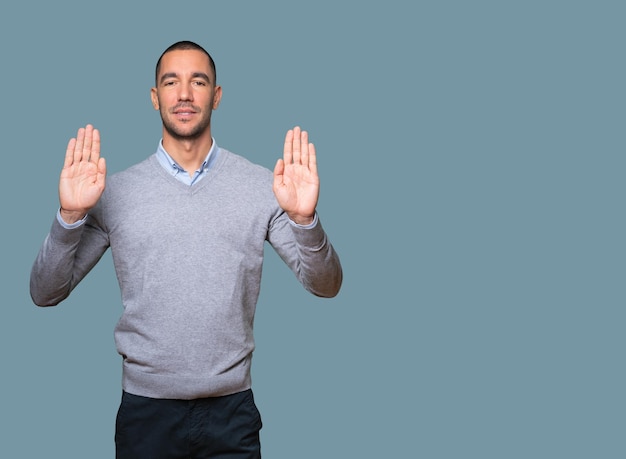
[192,80,207,86]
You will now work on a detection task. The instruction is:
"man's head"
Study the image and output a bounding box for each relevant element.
[155,41,217,86]
[151,41,222,142]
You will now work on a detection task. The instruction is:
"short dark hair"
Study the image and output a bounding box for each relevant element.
[155,41,217,85]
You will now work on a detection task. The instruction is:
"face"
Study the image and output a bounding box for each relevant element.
[151,49,222,141]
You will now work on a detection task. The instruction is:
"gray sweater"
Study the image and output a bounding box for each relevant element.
[30,148,342,399]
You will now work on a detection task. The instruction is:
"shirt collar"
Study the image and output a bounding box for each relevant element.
[156,138,219,176]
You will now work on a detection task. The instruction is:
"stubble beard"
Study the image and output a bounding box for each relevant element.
[161,104,213,141]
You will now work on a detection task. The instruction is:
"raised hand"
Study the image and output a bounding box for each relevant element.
[273,126,320,225]
[59,125,107,223]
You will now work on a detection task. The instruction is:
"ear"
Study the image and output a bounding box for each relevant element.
[150,87,159,110]
[212,85,223,110]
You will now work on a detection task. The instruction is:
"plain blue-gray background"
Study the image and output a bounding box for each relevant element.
[2,1,624,457]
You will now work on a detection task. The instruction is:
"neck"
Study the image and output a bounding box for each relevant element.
[162,130,213,175]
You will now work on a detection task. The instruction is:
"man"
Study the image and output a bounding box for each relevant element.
[30,40,342,458]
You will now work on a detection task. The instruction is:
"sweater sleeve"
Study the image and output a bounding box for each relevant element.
[30,211,110,307]
[268,211,343,298]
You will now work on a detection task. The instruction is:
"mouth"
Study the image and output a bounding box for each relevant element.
[172,105,198,117]
[175,112,195,119]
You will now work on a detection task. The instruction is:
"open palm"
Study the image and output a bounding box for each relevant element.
[273,127,319,225]
[59,125,106,222]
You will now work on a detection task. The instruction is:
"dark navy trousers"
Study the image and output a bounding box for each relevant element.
[115,389,262,458]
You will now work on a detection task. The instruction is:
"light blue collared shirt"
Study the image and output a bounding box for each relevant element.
[156,138,219,186]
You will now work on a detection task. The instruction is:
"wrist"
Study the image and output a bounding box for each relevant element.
[59,207,87,224]
[288,212,316,226]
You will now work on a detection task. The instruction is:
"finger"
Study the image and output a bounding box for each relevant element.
[273,158,285,184]
[308,141,318,176]
[64,137,77,168]
[300,129,309,167]
[291,126,301,164]
[90,127,101,165]
[82,124,94,162]
[73,127,85,163]
[283,129,294,165]
[96,157,107,186]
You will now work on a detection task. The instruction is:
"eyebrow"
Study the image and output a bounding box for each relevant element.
[159,72,212,85]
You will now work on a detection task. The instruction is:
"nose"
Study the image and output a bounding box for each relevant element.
[178,82,193,101]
